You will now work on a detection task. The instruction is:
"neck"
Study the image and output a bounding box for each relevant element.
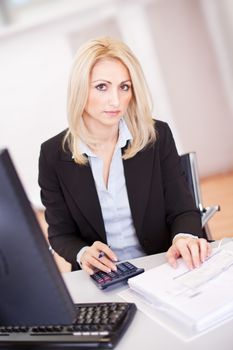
[83,121,119,149]
[91,130,118,150]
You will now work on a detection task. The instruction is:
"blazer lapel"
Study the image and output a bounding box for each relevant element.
[58,151,106,241]
[123,146,154,237]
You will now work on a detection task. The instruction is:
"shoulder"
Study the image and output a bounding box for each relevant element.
[40,129,69,161]
[154,119,171,135]
[153,119,179,162]
[144,119,178,161]
[153,119,174,147]
[41,129,67,149]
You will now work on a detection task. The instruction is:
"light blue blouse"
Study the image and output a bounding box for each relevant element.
[77,119,146,263]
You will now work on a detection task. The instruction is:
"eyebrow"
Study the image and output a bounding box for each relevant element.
[91,79,132,84]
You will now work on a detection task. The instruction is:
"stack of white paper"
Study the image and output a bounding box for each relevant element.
[128,241,233,332]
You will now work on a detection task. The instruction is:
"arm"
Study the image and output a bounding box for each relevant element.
[159,122,202,237]
[158,122,211,268]
[38,145,86,269]
[39,145,117,273]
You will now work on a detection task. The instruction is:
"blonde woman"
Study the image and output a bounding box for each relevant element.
[39,37,211,273]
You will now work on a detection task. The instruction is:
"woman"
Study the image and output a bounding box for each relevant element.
[39,37,211,273]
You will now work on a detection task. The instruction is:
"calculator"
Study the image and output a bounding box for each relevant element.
[90,261,145,289]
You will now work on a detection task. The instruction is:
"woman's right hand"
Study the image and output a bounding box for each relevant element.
[80,241,118,275]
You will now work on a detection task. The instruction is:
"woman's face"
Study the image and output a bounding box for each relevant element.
[83,58,132,132]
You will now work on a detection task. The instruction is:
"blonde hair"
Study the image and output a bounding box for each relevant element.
[64,36,156,164]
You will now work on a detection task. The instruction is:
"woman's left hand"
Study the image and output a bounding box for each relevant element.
[166,236,212,269]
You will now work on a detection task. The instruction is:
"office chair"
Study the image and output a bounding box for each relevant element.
[180,152,220,241]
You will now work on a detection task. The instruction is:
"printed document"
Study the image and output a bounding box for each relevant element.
[128,241,233,332]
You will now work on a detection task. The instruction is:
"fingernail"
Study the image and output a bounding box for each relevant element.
[169,260,177,268]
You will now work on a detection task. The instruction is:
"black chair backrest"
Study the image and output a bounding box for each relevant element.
[180,152,212,241]
[180,152,202,210]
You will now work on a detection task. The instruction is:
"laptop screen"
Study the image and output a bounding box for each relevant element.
[0,149,76,326]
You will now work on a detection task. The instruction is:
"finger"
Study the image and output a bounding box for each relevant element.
[166,246,180,268]
[199,238,209,262]
[88,255,112,273]
[91,247,118,268]
[207,242,212,257]
[81,249,111,273]
[94,242,118,262]
[81,244,107,263]
[82,262,96,275]
[98,255,117,271]
[167,255,177,268]
[176,242,194,269]
[188,240,201,268]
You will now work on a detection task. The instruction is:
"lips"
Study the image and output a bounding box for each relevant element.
[104,110,120,116]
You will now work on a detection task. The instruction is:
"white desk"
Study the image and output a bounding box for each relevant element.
[63,249,233,350]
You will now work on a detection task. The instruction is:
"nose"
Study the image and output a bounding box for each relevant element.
[108,88,120,107]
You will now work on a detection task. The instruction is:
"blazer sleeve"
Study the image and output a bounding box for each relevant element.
[158,122,203,239]
[38,145,87,270]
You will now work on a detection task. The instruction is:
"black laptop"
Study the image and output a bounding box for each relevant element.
[0,149,136,349]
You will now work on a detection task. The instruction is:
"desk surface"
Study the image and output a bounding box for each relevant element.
[63,246,233,350]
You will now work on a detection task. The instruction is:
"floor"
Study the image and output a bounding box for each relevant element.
[200,171,233,240]
[36,171,233,273]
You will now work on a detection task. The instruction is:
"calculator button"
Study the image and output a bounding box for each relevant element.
[98,272,112,282]
[108,271,119,279]
[114,268,123,275]
[124,262,136,270]
[92,274,104,284]
[116,263,128,273]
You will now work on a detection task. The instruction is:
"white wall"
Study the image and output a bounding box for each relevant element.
[201,0,233,115]
[0,1,117,207]
[0,0,233,207]
[0,26,72,206]
[146,0,233,176]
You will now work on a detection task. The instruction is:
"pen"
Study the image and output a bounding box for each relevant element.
[98,245,111,259]
[98,251,105,259]
[98,247,119,263]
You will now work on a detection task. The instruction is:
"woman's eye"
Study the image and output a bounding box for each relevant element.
[95,84,107,91]
[120,84,131,91]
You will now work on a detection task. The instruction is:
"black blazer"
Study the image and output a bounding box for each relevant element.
[39,120,203,270]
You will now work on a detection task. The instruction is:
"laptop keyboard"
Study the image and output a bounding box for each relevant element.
[0,302,136,349]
